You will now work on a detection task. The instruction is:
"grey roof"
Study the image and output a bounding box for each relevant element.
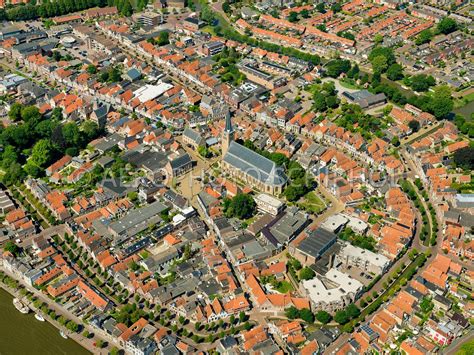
[269,210,308,244]
[169,153,192,170]
[125,68,141,81]
[223,141,287,187]
[108,200,167,236]
[183,127,205,146]
[297,227,337,259]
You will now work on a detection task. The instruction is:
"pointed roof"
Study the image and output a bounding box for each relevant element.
[224,110,234,134]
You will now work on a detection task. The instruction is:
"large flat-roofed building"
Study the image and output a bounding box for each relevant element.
[301,268,364,312]
[268,208,309,246]
[221,113,287,196]
[133,83,173,103]
[238,62,287,90]
[342,90,386,110]
[337,242,391,275]
[101,201,168,245]
[290,227,337,265]
[254,193,285,216]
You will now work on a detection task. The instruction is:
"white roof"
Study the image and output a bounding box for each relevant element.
[133,82,173,103]
[255,193,283,208]
[302,268,363,304]
[339,242,390,269]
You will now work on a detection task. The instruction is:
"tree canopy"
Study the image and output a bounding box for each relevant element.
[437,17,457,35]
[315,310,332,324]
[453,147,474,170]
[223,193,256,220]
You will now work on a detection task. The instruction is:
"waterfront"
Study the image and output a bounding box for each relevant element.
[0,288,90,355]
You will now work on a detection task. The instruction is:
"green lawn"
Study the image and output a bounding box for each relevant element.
[275,281,294,294]
[298,191,326,214]
[454,91,474,109]
[339,79,360,90]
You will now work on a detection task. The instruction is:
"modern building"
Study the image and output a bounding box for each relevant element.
[337,242,390,275]
[301,268,364,312]
[138,12,163,27]
[254,193,285,216]
[202,41,225,56]
[221,113,287,195]
[290,228,337,265]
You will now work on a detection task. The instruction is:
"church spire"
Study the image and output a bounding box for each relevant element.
[222,110,234,156]
[224,110,234,133]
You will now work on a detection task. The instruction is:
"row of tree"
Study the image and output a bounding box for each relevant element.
[0,0,134,21]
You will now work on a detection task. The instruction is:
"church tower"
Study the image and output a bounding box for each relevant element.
[222,110,234,156]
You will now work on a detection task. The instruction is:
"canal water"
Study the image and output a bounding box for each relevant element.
[0,288,89,355]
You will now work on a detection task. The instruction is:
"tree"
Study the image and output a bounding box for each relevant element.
[313,92,327,112]
[157,31,169,46]
[410,74,436,92]
[62,123,81,147]
[287,11,298,23]
[316,3,325,13]
[325,59,351,78]
[81,121,100,141]
[334,310,349,324]
[299,267,315,280]
[369,47,396,67]
[419,297,434,314]
[430,85,453,119]
[371,55,388,74]
[66,320,79,332]
[315,310,332,324]
[300,9,310,18]
[239,311,246,323]
[3,162,25,186]
[197,145,211,158]
[87,65,97,74]
[223,193,256,219]
[453,147,474,170]
[437,17,457,35]
[415,29,433,45]
[346,304,360,319]
[222,1,231,14]
[331,3,342,12]
[285,306,299,319]
[373,34,383,44]
[408,119,420,133]
[21,106,41,125]
[386,63,404,81]
[30,139,55,168]
[120,0,133,16]
[299,308,314,323]
[8,102,22,122]
[4,241,19,256]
